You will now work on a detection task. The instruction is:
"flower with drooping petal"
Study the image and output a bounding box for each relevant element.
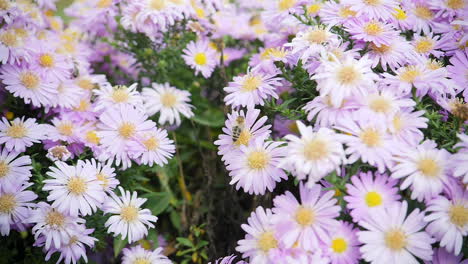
[103,187,158,243]
[122,245,172,264]
[0,116,47,153]
[0,147,32,192]
[0,182,37,236]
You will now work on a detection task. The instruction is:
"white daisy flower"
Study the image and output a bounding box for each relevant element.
[0,147,32,192]
[0,117,47,153]
[94,83,143,112]
[0,182,37,236]
[122,245,172,264]
[452,134,468,184]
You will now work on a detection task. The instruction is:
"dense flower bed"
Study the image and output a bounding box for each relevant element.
[0,0,467,263]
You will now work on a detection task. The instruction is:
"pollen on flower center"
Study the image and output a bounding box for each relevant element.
[392,115,403,132]
[112,88,130,103]
[417,158,440,178]
[399,66,421,83]
[39,54,55,67]
[58,123,74,136]
[67,177,87,195]
[0,31,18,47]
[447,0,465,9]
[0,0,11,10]
[20,72,40,89]
[415,39,434,54]
[6,123,27,138]
[74,99,90,112]
[160,92,177,107]
[337,66,361,85]
[360,128,381,147]
[118,122,136,139]
[96,173,109,187]
[120,206,139,222]
[307,3,321,13]
[339,6,357,18]
[0,194,16,213]
[364,21,383,36]
[85,131,100,144]
[365,191,383,207]
[307,29,328,44]
[257,231,278,252]
[449,204,468,227]
[242,75,262,92]
[369,96,391,113]
[77,79,94,90]
[234,130,251,146]
[295,206,315,226]
[46,210,65,228]
[143,137,159,150]
[97,0,112,8]
[370,43,391,54]
[303,138,328,161]
[194,52,207,65]
[414,6,433,20]
[134,258,151,264]
[247,151,269,169]
[363,0,381,5]
[385,229,407,251]
[393,8,407,20]
[150,0,167,10]
[0,161,9,178]
[331,238,348,253]
[278,0,296,11]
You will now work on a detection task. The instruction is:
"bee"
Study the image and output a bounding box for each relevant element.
[232,116,245,143]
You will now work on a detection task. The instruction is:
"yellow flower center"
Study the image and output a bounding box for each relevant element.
[337,65,361,85]
[77,79,95,90]
[143,137,159,151]
[385,229,407,251]
[46,210,65,228]
[0,161,9,178]
[417,158,440,178]
[85,131,100,145]
[120,206,139,222]
[360,128,381,147]
[67,177,87,195]
[118,122,136,139]
[393,7,407,20]
[364,21,383,36]
[111,88,130,103]
[247,151,269,169]
[0,194,16,214]
[414,6,433,20]
[363,0,381,5]
[303,139,328,161]
[234,130,251,146]
[39,54,54,67]
[261,48,287,60]
[331,238,348,253]
[307,29,328,44]
[295,206,315,226]
[58,123,74,136]
[97,0,112,8]
[195,7,205,18]
[339,6,357,18]
[278,0,296,11]
[399,66,421,83]
[257,231,278,252]
[370,43,391,54]
[449,204,468,227]
[150,0,167,10]
[6,123,27,138]
[415,38,434,54]
[160,92,177,107]
[447,0,465,9]
[369,96,391,113]
[0,31,18,47]
[242,75,262,92]
[365,191,383,207]
[134,258,151,264]
[307,3,321,13]
[0,0,11,11]
[194,52,207,66]
[74,99,90,112]
[96,173,109,188]
[20,72,40,89]
[392,115,403,132]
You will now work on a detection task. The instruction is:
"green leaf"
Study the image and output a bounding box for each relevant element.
[170,209,182,231]
[142,192,171,215]
[113,235,127,257]
[176,237,194,247]
[192,109,225,127]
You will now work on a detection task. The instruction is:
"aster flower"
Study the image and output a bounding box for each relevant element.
[391,140,450,202]
[335,118,395,173]
[412,33,451,58]
[312,55,377,107]
[280,121,346,185]
[129,128,175,167]
[46,116,83,144]
[319,2,358,26]
[182,39,217,78]
[272,183,341,250]
[341,0,399,20]
[135,0,185,33]
[103,187,158,243]
[224,67,282,108]
[142,82,194,126]
[447,50,468,96]
[0,116,47,152]
[0,27,33,64]
[452,134,468,183]
[226,138,286,195]
[214,109,271,162]
[286,26,340,62]
[366,36,415,71]
[344,171,401,222]
[324,221,361,264]
[0,182,37,236]
[407,0,438,34]
[424,186,468,255]
[236,207,280,264]
[30,41,71,81]
[122,245,172,264]
[43,160,106,216]
[86,159,119,193]
[345,18,398,47]
[303,95,359,128]
[0,147,32,192]
[0,64,57,107]
[94,83,143,112]
[358,201,434,263]
[29,202,85,250]
[388,110,428,146]
[426,247,468,264]
[46,145,72,161]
